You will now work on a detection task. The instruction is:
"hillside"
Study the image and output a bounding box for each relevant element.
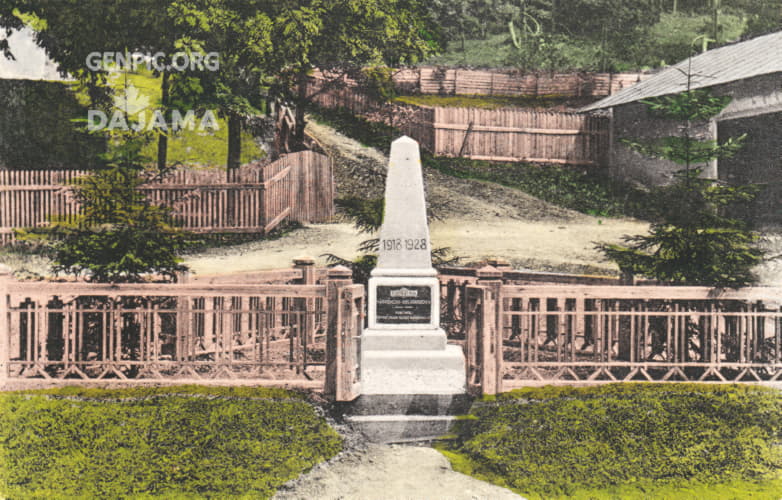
[186,119,648,277]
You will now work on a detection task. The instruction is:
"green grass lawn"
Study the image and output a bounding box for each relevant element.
[72,69,265,168]
[0,385,341,499]
[422,13,746,71]
[437,384,782,499]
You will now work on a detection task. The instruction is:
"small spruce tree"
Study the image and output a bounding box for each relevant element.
[18,133,189,283]
[599,88,762,287]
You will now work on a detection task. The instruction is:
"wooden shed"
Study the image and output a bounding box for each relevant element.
[582,31,782,225]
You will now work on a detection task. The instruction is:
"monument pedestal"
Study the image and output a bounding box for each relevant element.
[344,136,466,442]
[361,273,465,395]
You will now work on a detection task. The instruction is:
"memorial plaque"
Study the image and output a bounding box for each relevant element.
[375,285,432,324]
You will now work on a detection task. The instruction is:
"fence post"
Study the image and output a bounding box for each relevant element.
[294,257,316,285]
[0,264,11,381]
[325,265,353,396]
[294,257,317,345]
[477,265,503,395]
[487,258,512,271]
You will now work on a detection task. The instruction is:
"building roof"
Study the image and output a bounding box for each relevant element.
[582,30,782,111]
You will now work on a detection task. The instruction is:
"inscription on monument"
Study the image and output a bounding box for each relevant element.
[375,286,432,324]
[381,238,428,252]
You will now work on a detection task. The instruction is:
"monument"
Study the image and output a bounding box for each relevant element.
[360,136,466,395]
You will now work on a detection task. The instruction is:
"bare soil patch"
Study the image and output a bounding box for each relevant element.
[184,120,647,277]
[273,443,525,500]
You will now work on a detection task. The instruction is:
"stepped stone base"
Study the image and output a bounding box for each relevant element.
[343,394,473,443]
[348,393,473,416]
[344,415,458,444]
[361,329,446,351]
[361,344,466,395]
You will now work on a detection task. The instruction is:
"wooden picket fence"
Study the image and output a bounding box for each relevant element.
[307,75,609,165]
[454,267,782,393]
[0,150,334,244]
[313,67,648,99]
[0,262,363,399]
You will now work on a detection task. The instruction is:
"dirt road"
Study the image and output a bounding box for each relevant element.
[186,119,648,277]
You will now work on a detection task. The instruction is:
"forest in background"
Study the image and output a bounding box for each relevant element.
[422,0,782,71]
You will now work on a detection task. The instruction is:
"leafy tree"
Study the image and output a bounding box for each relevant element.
[2,0,185,169]
[599,88,762,287]
[168,0,273,170]
[426,0,480,52]
[271,0,440,146]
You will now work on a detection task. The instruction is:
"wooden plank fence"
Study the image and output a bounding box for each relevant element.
[313,68,649,99]
[392,67,648,98]
[0,263,362,398]
[307,75,609,165]
[0,150,334,244]
[431,107,607,165]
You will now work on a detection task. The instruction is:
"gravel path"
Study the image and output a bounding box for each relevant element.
[273,444,525,500]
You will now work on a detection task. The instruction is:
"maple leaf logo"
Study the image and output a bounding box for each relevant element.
[113,83,151,116]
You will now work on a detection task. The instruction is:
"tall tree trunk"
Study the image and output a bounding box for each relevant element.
[226,111,242,225]
[711,0,720,42]
[157,70,169,171]
[227,112,242,170]
[294,70,308,148]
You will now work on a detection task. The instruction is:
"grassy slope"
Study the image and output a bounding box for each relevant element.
[423,13,746,71]
[309,106,651,218]
[437,384,782,500]
[100,70,265,167]
[0,385,341,499]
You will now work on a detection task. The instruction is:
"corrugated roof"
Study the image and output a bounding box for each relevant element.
[581,31,782,111]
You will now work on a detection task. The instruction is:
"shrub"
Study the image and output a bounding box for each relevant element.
[441,384,782,498]
[17,135,190,283]
[0,385,341,499]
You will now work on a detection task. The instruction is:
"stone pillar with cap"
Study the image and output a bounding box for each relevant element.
[361,136,466,395]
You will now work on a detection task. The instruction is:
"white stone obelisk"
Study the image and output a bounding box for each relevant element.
[361,136,465,395]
